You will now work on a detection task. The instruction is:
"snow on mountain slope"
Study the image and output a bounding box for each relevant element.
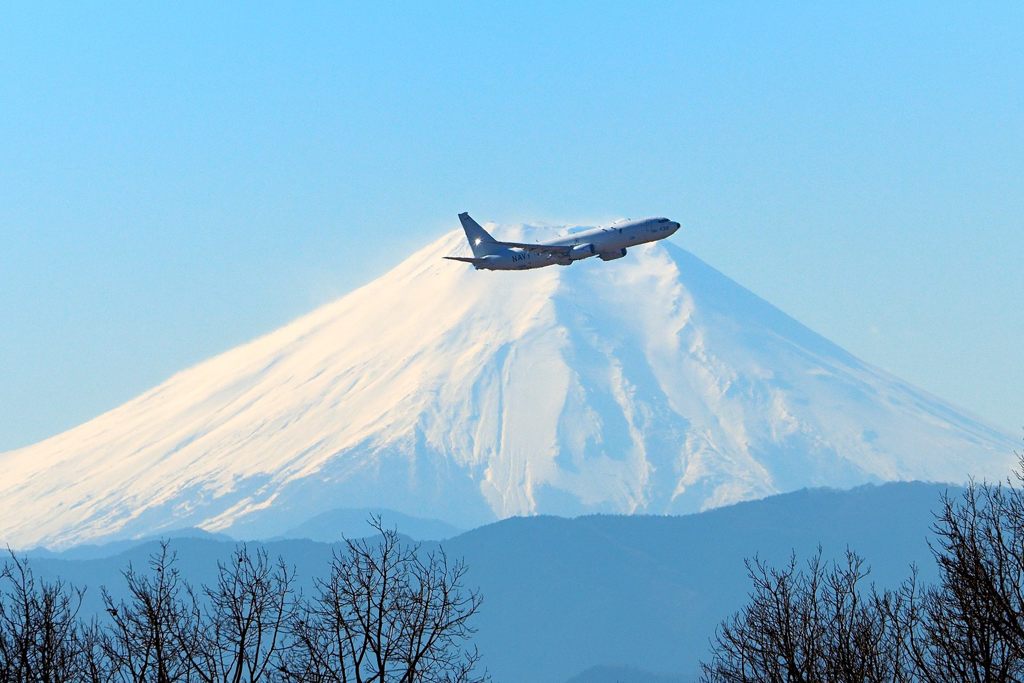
[1,228,1016,548]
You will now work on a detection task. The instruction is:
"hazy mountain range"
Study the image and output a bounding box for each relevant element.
[23,482,958,682]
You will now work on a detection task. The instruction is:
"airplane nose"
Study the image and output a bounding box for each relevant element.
[671,221,681,232]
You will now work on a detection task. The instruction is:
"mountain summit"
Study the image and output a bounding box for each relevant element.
[1,228,1015,548]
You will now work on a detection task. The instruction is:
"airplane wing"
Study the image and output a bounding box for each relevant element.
[495,241,573,256]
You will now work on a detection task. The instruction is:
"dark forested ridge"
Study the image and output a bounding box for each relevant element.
[17,482,953,682]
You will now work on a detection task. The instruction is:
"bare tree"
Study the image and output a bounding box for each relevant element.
[933,468,1024,658]
[885,567,1016,683]
[701,549,914,683]
[278,517,485,683]
[77,618,117,683]
[0,549,91,682]
[883,460,1024,683]
[0,524,488,682]
[186,545,296,683]
[703,451,1024,682]
[100,542,201,682]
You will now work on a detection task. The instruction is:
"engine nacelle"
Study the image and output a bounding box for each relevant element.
[569,243,596,261]
[598,248,627,261]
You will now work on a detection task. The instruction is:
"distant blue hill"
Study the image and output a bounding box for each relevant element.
[17,482,956,683]
[21,509,460,560]
[22,527,233,561]
[270,506,463,542]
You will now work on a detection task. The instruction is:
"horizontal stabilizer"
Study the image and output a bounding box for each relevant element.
[443,256,485,265]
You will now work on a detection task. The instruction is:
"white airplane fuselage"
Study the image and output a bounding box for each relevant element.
[445,214,681,271]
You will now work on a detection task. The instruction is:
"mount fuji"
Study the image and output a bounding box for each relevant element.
[1,226,1016,549]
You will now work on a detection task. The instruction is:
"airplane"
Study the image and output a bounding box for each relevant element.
[444,212,681,271]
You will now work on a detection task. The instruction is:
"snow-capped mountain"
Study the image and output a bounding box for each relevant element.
[1,227,1016,548]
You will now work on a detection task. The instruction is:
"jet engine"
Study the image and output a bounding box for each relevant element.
[569,243,596,260]
[598,248,627,261]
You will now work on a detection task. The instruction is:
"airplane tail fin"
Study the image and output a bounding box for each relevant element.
[458,212,500,257]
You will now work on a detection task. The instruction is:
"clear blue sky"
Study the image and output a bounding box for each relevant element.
[2,2,1022,450]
